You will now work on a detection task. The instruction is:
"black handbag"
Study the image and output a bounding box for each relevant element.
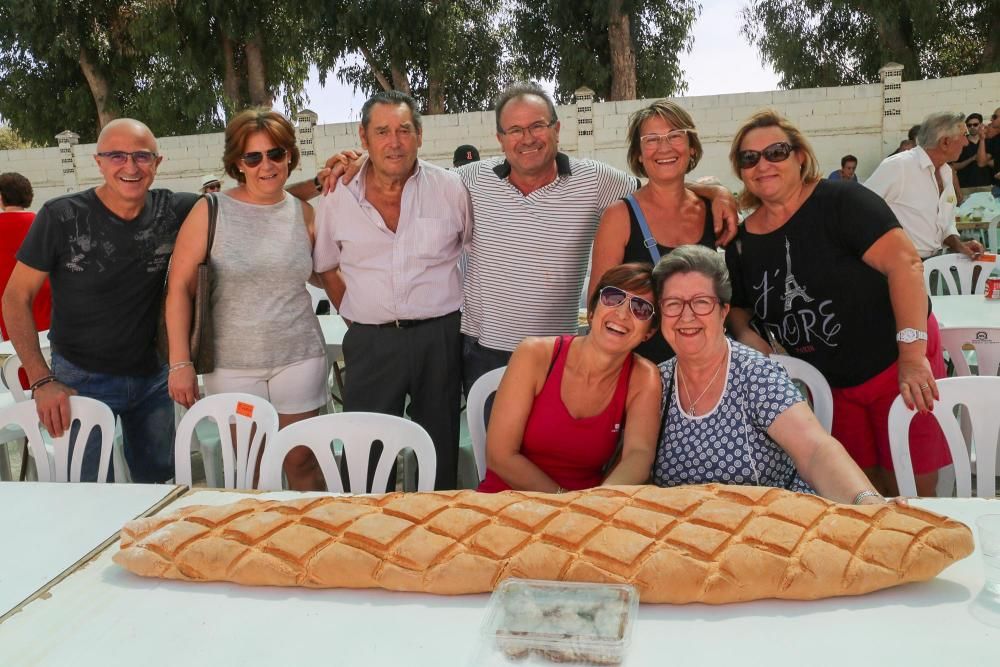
[157,192,218,373]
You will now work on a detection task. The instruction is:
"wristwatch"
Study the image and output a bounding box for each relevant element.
[895,328,928,343]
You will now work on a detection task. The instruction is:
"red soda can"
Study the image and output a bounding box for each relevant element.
[986,277,1000,300]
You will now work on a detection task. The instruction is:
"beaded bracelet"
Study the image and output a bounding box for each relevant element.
[852,489,884,505]
[29,375,58,391]
[168,361,195,374]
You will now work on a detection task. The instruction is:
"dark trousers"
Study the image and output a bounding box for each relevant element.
[461,334,514,426]
[342,313,462,491]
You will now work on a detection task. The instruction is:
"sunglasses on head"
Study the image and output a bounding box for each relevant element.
[240,146,288,167]
[599,286,655,321]
[737,142,795,169]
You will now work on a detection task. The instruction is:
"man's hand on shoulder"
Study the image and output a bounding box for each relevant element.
[322,150,365,194]
[34,380,76,438]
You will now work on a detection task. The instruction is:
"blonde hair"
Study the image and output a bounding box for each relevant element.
[626,100,702,177]
[729,109,821,210]
[222,108,300,183]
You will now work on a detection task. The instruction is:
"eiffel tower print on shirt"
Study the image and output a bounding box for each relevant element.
[781,237,814,311]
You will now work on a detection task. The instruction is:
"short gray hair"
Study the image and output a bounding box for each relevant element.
[494,81,558,133]
[916,112,965,148]
[361,90,422,132]
[652,245,732,305]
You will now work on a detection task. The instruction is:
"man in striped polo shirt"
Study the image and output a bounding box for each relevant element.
[456,81,738,395]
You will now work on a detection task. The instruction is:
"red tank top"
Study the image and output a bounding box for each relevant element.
[479,335,634,492]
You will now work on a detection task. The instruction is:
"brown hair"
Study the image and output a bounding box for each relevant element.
[626,100,702,177]
[587,262,658,334]
[728,109,821,210]
[222,108,300,183]
[0,172,33,208]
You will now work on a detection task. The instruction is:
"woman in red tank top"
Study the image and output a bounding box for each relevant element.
[479,263,663,493]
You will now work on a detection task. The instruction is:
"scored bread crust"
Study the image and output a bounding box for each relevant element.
[113,484,973,604]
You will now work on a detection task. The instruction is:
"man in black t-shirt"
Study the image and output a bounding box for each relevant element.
[1,119,198,482]
[977,106,1000,198]
[952,113,993,193]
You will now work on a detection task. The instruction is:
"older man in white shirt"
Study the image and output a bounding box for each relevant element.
[865,111,983,260]
[313,91,472,491]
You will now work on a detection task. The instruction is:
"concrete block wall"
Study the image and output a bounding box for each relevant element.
[3,69,998,210]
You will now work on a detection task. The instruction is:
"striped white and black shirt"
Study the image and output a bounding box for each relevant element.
[457,153,638,351]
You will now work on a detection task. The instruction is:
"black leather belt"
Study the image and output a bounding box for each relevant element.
[366,311,458,329]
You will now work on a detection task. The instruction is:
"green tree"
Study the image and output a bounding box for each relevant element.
[741,0,1000,89]
[508,0,700,103]
[0,126,35,150]
[314,0,509,114]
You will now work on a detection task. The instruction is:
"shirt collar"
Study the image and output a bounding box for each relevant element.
[912,145,936,172]
[492,152,573,179]
[349,157,423,198]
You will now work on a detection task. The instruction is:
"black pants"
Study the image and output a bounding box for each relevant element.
[342,313,462,491]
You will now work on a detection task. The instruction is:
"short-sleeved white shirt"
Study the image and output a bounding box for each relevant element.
[313,159,472,324]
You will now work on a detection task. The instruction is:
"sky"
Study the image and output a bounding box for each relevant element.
[290,1,780,124]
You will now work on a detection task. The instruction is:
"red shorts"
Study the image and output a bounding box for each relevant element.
[830,315,951,474]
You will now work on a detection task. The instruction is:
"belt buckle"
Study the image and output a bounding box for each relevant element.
[393,319,403,328]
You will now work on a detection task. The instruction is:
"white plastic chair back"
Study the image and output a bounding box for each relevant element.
[467,367,506,482]
[939,326,1000,377]
[988,215,999,253]
[888,376,1000,497]
[1,349,53,402]
[174,393,279,489]
[258,412,436,492]
[0,396,115,482]
[770,355,833,432]
[922,254,994,295]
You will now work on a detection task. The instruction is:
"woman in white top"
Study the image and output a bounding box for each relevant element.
[166,108,327,491]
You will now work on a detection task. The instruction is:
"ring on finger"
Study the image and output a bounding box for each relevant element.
[919,383,930,390]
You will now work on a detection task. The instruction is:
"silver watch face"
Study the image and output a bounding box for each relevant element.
[896,328,924,343]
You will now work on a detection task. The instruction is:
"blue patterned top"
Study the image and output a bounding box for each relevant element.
[653,339,815,494]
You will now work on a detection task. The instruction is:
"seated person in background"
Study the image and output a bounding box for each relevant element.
[827,154,858,181]
[651,245,886,505]
[0,172,50,340]
[479,263,663,493]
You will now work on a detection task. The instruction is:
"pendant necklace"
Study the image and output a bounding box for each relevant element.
[677,349,727,416]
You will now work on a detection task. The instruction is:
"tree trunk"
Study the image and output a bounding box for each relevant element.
[390,58,412,94]
[220,32,243,110]
[427,77,445,114]
[78,47,117,130]
[360,44,393,91]
[980,12,1000,72]
[607,0,637,100]
[244,35,272,107]
[869,7,922,79]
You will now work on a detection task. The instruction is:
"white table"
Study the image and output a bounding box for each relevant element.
[0,493,997,666]
[932,295,1000,330]
[0,482,184,620]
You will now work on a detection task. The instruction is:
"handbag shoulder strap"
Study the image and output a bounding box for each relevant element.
[625,193,661,264]
[204,192,219,261]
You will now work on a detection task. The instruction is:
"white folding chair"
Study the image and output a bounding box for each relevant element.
[0,396,115,482]
[174,393,279,489]
[939,326,1000,377]
[770,355,833,432]
[258,412,436,493]
[888,376,1000,497]
[466,367,505,483]
[922,254,994,295]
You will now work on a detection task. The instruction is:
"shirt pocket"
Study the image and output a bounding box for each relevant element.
[412,217,459,259]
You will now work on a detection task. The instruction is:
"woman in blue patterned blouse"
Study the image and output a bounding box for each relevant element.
[650,245,883,505]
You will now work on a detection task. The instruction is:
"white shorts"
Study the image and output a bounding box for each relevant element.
[203,356,329,414]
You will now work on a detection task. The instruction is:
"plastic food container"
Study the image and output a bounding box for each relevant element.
[471,578,639,665]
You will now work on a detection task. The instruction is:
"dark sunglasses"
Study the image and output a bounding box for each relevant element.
[737,142,795,169]
[240,146,288,167]
[599,286,655,321]
[96,150,158,166]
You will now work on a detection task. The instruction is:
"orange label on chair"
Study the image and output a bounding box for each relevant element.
[236,401,254,418]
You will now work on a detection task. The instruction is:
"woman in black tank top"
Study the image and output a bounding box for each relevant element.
[588,100,718,364]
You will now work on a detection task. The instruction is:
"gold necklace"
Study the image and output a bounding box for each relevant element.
[677,350,727,416]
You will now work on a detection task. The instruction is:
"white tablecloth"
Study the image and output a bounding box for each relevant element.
[932,295,1000,329]
[0,493,996,666]
[0,482,183,619]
